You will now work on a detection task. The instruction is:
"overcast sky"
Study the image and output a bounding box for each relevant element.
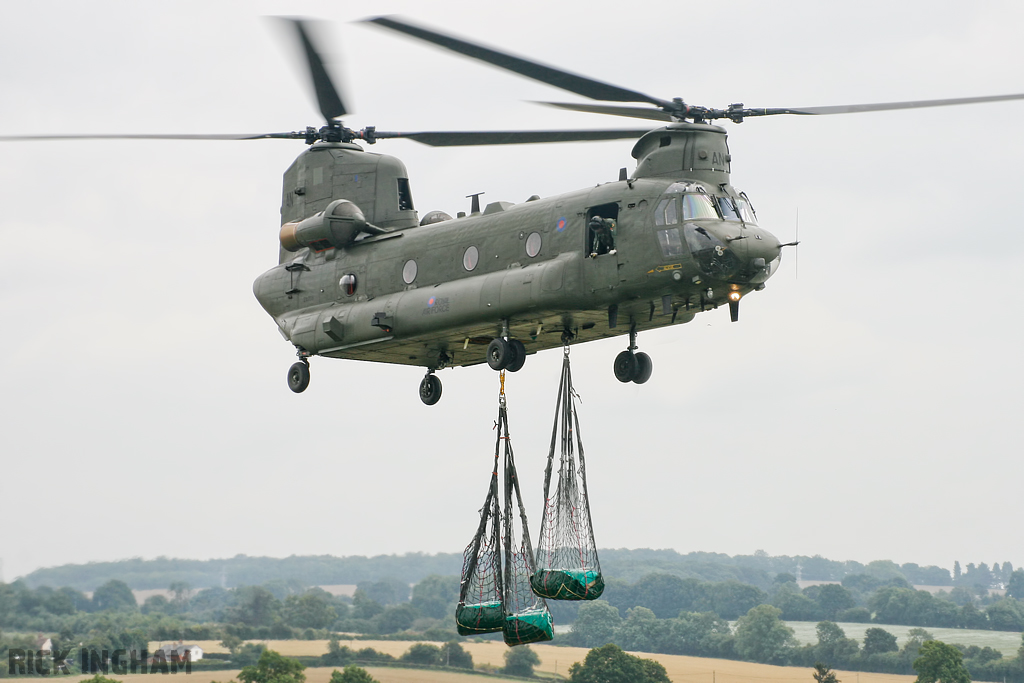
[1,0,1022,584]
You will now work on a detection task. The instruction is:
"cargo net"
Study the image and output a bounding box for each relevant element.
[531,350,604,601]
[455,374,552,646]
[500,394,553,646]
[455,441,503,636]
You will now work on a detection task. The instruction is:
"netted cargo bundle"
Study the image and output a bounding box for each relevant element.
[499,395,554,646]
[531,351,604,601]
[455,422,504,636]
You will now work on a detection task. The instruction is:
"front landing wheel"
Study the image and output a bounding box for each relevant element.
[419,374,443,405]
[633,352,653,384]
[613,350,638,383]
[287,361,310,393]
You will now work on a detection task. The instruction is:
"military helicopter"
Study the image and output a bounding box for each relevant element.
[7,17,1023,407]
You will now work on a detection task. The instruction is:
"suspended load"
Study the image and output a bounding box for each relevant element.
[455,435,504,636]
[531,350,604,601]
[498,389,554,646]
[454,375,553,645]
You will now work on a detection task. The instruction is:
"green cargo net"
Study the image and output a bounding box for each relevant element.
[455,600,504,636]
[504,607,554,647]
[532,350,604,601]
[531,568,605,601]
[455,409,504,636]
[499,388,553,647]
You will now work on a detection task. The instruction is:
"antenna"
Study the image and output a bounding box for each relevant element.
[795,207,799,279]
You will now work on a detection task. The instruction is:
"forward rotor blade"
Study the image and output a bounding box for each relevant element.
[536,101,674,122]
[363,16,672,108]
[285,18,348,121]
[371,129,650,146]
[776,92,1024,116]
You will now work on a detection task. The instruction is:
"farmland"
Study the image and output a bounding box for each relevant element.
[783,622,1024,657]
[143,639,922,683]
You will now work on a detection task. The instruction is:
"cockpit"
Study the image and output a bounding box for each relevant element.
[652,181,778,284]
[654,182,757,227]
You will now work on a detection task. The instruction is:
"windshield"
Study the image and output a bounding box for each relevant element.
[682,194,718,220]
[717,197,743,222]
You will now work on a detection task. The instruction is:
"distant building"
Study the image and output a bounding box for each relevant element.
[154,643,203,662]
[32,635,52,655]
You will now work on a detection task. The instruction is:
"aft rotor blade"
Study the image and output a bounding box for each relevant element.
[0,132,309,141]
[363,16,672,108]
[776,92,1024,116]
[536,101,673,122]
[371,129,650,146]
[285,18,348,120]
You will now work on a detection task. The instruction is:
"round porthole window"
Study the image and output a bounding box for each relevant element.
[402,259,418,284]
[463,245,479,271]
[340,273,357,296]
[526,232,542,257]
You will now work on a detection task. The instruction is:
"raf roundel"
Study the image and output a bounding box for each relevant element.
[556,217,567,232]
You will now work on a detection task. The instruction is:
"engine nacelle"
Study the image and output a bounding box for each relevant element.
[280,199,370,252]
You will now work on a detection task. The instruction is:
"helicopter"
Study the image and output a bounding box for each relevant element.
[5,17,1023,408]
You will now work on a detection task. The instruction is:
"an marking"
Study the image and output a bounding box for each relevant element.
[555,217,567,232]
[647,263,683,273]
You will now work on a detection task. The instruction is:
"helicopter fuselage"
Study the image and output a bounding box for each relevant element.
[252,124,783,375]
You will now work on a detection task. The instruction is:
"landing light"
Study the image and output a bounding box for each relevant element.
[728,291,741,302]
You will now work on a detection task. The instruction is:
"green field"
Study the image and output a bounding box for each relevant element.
[784,622,1023,657]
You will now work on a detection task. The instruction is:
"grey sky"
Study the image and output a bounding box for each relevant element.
[1,0,1022,583]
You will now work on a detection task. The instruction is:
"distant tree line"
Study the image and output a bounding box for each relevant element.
[23,550,1019,593]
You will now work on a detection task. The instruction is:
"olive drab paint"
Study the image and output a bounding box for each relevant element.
[252,120,784,381]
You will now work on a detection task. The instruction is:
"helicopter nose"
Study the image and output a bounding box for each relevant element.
[745,229,783,283]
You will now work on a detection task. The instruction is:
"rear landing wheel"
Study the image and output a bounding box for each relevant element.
[419,374,443,405]
[506,339,527,372]
[613,350,638,383]
[287,361,310,393]
[486,337,512,370]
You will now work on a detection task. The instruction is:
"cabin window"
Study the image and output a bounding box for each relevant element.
[717,197,744,222]
[655,197,678,226]
[657,228,685,257]
[402,259,418,284]
[397,178,415,211]
[526,232,542,258]
[340,273,357,296]
[682,193,719,220]
[463,246,479,271]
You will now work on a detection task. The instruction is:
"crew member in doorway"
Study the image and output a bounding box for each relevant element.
[589,216,617,258]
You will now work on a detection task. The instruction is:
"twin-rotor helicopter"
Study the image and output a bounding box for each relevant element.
[7,17,1022,405]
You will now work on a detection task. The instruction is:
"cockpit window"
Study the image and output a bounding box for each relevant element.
[717,197,743,222]
[682,193,718,220]
[655,197,678,226]
[737,197,757,224]
[657,228,685,257]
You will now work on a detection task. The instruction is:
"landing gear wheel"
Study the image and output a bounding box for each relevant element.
[287,361,310,393]
[613,350,638,383]
[486,337,512,370]
[419,374,442,406]
[506,339,527,372]
[633,352,653,384]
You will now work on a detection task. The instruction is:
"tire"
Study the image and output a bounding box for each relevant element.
[633,352,653,384]
[287,361,310,393]
[506,339,527,372]
[613,350,638,383]
[486,337,512,370]
[419,375,442,405]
